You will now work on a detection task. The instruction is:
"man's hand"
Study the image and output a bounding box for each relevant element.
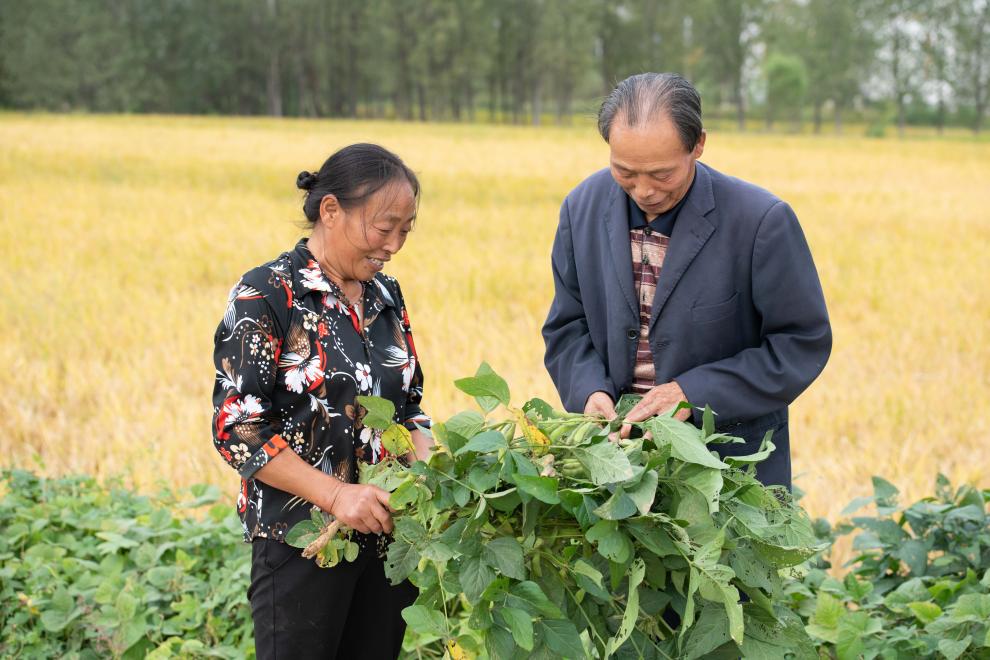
[584,391,617,420]
[621,381,691,438]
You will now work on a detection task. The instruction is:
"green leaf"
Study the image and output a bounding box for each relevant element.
[384,540,421,585]
[728,545,776,593]
[694,534,743,645]
[937,636,972,660]
[115,590,138,620]
[454,430,508,456]
[522,398,557,420]
[500,606,534,651]
[381,423,413,455]
[445,410,487,439]
[605,558,645,656]
[570,442,635,485]
[454,362,510,411]
[592,487,638,520]
[682,604,732,660]
[723,434,776,466]
[460,555,497,603]
[356,395,395,429]
[701,405,715,439]
[482,537,526,581]
[840,495,874,516]
[571,559,604,588]
[871,476,900,513]
[485,626,516,660]
[615,394,643,419]
[509,581,562,618]
[843,573,874,601]
[388,478,420,510]
[835,611,881,659]
[883,577,931,613]
[950,594,990,621]
[540,619,585,659]
[894,538,929,576]
[343,540,359,562]
[623,469,659,515]
[514,474,560,504]
[586,519,633,563]
[40,610,71,632]
[806,592,843,644]
[679,465,724,514]
[402,604,446,637]
[626,517,681,556]
[648,416,728,469]
[907,601,942,624]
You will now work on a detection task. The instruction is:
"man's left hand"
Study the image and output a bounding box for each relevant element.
[621,381,691,438]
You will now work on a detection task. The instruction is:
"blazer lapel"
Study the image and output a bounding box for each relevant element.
[650,163,717,332]
[604,184,638,319]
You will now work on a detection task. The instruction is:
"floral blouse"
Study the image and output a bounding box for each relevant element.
[211,239,430,543]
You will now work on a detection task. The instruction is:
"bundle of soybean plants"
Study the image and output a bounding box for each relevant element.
[287,364,824,659]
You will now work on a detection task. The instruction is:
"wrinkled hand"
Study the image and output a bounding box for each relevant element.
[326,482,394,535]
[584,391,617,421]
[621,381,691,438]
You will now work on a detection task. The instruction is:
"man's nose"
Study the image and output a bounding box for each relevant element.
[634,179,655,201]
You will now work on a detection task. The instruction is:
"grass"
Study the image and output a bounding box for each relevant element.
[1,113,987,568]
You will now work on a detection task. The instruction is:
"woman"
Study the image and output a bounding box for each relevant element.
[211,144,433,659]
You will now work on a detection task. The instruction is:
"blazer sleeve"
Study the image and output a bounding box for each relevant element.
[542,197,618,412]
[675,201,832,424]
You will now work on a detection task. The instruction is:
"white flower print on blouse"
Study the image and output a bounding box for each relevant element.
[222,394,265,426]
[359,426,384,462]
[355,362,372,392]
[300,260,332,292]
[280,353,324,394]
[230,443,251,466]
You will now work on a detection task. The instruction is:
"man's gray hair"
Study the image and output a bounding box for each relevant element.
[598,73,703,151]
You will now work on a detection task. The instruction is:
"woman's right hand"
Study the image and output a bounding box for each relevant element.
[327,482,394,535]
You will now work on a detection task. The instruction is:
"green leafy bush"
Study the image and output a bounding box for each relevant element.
[0,469,253,659]
[292,363,825,659]
[787,476,990,659]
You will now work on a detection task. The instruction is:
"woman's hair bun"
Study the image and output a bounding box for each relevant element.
[296,170,318,191]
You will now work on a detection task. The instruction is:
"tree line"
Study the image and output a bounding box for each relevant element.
[1,0,987,134]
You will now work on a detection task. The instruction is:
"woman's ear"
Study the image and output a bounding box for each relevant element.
[318,194,342,228]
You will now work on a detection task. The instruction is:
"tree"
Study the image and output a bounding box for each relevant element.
[952,0,990,133]
[695,0,766,130]
[764,53,808,130]
[800,0,875,133]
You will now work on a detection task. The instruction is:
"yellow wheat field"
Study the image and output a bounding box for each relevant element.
[1,113,988,564]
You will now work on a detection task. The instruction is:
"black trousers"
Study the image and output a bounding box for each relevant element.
[248,538,418,660]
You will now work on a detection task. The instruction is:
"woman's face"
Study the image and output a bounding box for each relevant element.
[325,179,417,282]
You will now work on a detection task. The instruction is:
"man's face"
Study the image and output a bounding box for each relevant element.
[608,114,705,220]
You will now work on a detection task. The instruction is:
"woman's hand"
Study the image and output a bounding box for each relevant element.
[326,482,394,535]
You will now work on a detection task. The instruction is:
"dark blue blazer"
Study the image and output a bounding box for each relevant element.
[542,162,832,488]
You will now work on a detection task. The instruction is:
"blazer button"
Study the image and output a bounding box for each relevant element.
[626,328,638,340]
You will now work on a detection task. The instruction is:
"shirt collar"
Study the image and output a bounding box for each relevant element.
[626,175,695,237]
[291,239,395,312]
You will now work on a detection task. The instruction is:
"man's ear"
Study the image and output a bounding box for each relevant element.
[693,129,707,159]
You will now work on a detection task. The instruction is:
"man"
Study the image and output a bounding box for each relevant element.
[542,73,831,488]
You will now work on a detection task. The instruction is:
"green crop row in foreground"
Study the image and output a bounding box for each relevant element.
[1,366,988,658]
